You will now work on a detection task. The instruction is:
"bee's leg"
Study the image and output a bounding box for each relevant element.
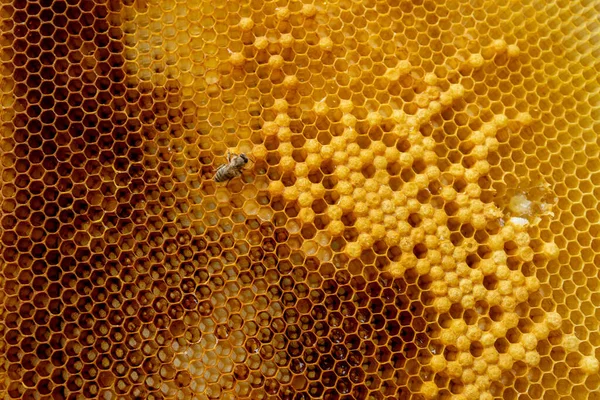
[226,150,234,163]
[224,169,243,189]
[224,172,239,190]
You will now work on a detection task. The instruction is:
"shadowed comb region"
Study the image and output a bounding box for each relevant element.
[0,0,599,399]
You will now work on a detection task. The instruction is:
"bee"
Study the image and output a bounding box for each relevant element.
[214,151,250,183]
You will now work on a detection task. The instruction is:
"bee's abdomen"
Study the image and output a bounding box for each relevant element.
[214,167,230,182]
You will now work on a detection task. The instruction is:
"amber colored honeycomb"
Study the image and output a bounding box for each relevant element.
[1,0,600,399]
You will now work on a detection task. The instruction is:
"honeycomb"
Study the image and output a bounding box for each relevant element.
[1,0,600,398]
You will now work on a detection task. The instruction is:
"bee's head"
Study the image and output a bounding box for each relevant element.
[239,154,249,163]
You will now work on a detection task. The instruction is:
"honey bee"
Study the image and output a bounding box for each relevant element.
[214,151,250,183]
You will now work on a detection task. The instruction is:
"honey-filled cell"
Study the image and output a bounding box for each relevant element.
[0,0,599,399]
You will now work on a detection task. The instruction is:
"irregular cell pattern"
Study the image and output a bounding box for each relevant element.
[0,0,599,399]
